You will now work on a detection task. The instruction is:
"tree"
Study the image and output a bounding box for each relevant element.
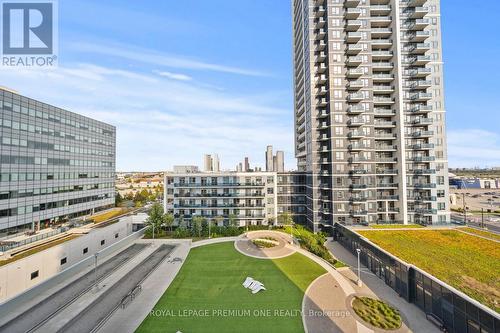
[115,192,123,206]
[146,202,164,238]
[267,217,276,228]
[278,212,294,241]
[192,215,204,238]
[164,213,174,233]
[228,214,238,228]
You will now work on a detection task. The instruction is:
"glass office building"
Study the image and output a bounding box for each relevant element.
[0,87,116,236]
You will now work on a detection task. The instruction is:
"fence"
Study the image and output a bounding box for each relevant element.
[0,227,69,253]
[334,223,500,333]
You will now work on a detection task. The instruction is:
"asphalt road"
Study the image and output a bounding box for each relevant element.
[0,243,148,333]
[451,213,500,233]
[57,244,175,333]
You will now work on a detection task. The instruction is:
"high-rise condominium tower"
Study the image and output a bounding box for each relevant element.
[265,145,274,171]
[292,0,449,230]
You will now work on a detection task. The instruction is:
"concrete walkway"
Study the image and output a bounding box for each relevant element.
[234,231,296,259]
[325,240,439,333]
[97,240,191,333]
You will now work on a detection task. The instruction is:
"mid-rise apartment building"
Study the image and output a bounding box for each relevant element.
[164,171,306,226]
[292,0,449,230]
[0,87,116,235]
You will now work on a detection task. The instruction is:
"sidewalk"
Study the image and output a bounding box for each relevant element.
[325,239,439,333]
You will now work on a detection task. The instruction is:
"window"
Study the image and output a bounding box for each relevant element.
[60,257,67,265]
[101,240,105,246]
[114,233,119,239]
[31,270,39,280]
[83,247,88,254]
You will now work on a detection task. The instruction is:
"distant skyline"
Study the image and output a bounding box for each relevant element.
[2,0,499,170]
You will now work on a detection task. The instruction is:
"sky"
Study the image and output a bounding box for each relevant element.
[1,0,499,171]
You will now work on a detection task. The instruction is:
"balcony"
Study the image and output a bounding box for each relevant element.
[347,92,365,102]
[371,28,392,38]
[347,68,364,78]
[350,210,368,216]
[370,5,391,15]
[371,38,393,48]
[318,122,329,129]
[408,196,437,202]
[408,169,436,175]
[409,42,430,54]
[349,168,368,175]
[374,108,396,116]
[373,85,394,93]
[373,74,394,82]
[377,195,399,201]
[406,18,430,30]
[412,183,436,189]
[375,144,397,151]
[376,168,398,175]
[318,134,330,141]
[345,0,361,7]
[375,132,397,139]
[405,6,428,19]
[350,196,368,202]
[413,208,438,215]
[410,30,430,42]
[315,51,327,61]
[314,28,326,39]
[410,55,431,65]
[347,80,364,90]
[407,143,434,150]
[346,44,363,54]
[345,8,362,19]
[372,51,393,60]
[410,92,432,101]
[408,105,432,114]
[347,131,366,139]
[376,157,397,163]
[372,61,393,70]
[347,32,363,43]
[348,143,369,151]
[377,182,398,188]
[314,17,326,28]
[314,40,326,51]
[346,19,362,31]
[347,105,366,114]
[410,130,434,138]
[314,5,326,17]
[409,80,432,89]
[408,68,432,78]
[349,183,368,189]
[347,117,366,126]
[371,16,392,27]
[346,56,363,66]
[374,120,396,128]
[316,86,328,95]
[408,156,435,162]
[315,74,327,85]
[317,109,329,118]
[315,62,327,73]
[410,117,433,125]
[316,98,328,107]
[373,97,395,105]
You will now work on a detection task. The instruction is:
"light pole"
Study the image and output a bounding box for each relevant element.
[462,193,467,225]
[94,253,98,290]
[208,219,211,239]
[356,248,362,287]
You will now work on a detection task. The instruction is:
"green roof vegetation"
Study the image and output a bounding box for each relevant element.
[357,229,500,313]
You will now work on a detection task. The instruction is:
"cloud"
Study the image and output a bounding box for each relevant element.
[1,64,293,171]
[153,70,192,81]
[447,129,500,168]
[70,41,270,77]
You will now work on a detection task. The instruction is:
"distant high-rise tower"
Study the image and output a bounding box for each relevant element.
[266,145,274,171]
[212,154,220,172]
[204,154,213,172]
[275,151,284,172]
[292,0,449,230]
[244,157,250,172]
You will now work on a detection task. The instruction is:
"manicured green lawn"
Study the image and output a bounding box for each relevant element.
[137,242,326,333]
[352,296,401,330]
[358,230,500,312]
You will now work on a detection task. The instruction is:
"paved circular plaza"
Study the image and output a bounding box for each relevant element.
[234,230,296,259]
